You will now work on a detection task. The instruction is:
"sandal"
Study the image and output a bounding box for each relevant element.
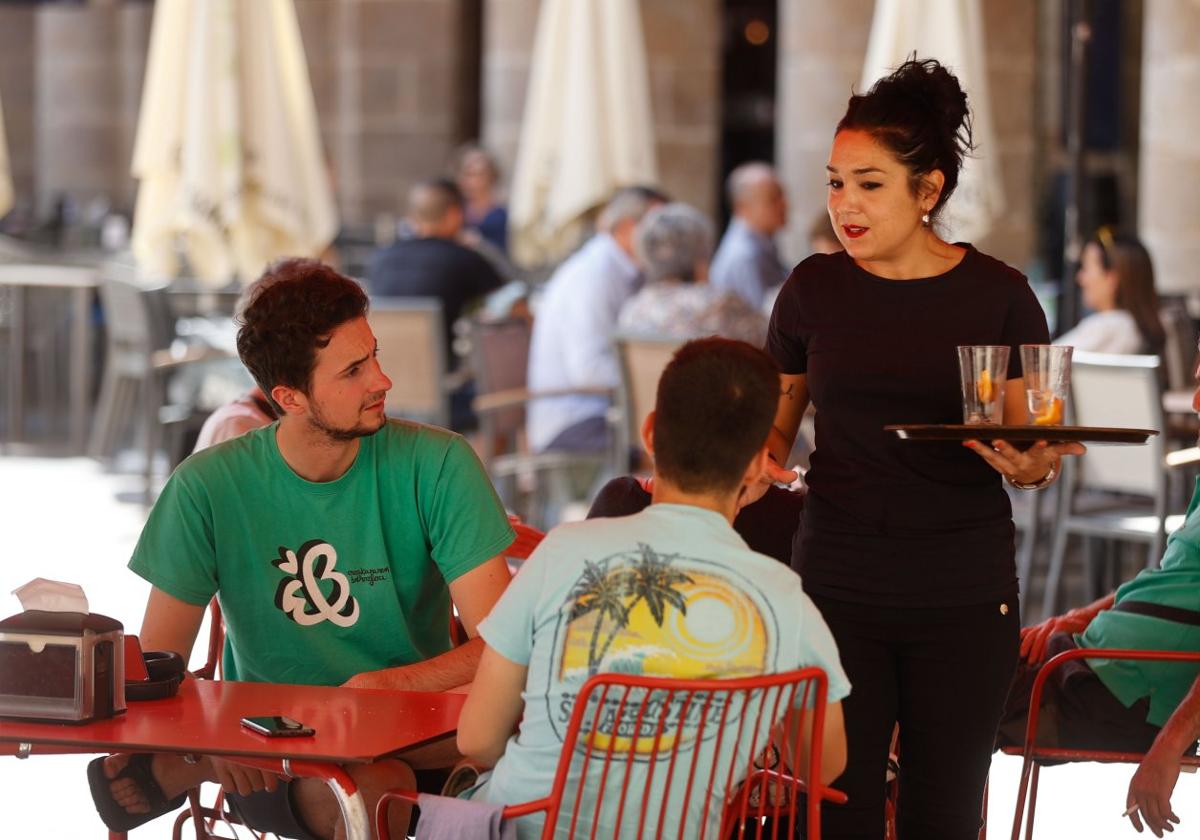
[87,753,188,831]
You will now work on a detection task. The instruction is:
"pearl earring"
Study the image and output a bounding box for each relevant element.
[921,212,931,226]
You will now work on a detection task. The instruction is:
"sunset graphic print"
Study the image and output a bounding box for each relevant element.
[547,543,776,754]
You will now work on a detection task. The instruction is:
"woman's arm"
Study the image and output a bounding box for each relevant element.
[768,373,810,464]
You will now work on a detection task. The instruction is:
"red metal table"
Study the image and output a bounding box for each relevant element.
[0,679,466,839]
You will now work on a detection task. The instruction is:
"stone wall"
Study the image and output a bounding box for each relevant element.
[480,0,721,218]
[0,3,151,219]
[296,0,470,228]
[775,0,1039,270]
[1138,0,1200,296]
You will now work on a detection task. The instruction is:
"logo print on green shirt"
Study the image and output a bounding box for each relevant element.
[272,539,361,627]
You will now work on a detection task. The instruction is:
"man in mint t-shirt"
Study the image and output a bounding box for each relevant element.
[89,260,515,840]
[455,338,850,838]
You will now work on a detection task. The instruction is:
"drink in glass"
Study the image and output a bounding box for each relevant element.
[957,345,1009,425]
[1020,344,1072,426]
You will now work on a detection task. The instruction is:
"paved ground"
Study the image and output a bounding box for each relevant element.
[0,454,1194,839]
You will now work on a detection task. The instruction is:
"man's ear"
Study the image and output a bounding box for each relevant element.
[741,444,772,488]
[271,384,307,417]
[641,412,656,457]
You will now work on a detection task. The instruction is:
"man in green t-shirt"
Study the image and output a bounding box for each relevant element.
[998,378,1200,837]
[88,259,515,840]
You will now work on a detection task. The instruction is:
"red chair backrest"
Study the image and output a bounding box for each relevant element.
[510,668,840,840]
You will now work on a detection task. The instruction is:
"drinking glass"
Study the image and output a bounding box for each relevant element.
[957,345,1009,425]
[1020,344,1073,426]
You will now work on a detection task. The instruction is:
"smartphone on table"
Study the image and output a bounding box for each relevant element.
[240,715,316,738]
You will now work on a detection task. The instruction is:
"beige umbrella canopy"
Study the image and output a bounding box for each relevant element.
[0,91,13,219]
[508,0,659,267]
[859,0,1004,244]
[131,0,337,287]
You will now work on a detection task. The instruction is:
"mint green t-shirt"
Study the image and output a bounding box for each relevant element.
[473,504,851,839]
[1078,478,1200,727]
[129,420,514,686]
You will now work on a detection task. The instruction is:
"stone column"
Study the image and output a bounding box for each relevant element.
[296,0,468,228]
[480,0,721,217]
[775,0,874,263]
[1138,0,1200,296]
[0,5,36,216]
[34,3,152,215]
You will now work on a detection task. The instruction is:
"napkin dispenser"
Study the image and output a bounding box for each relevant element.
[0,610,126,723]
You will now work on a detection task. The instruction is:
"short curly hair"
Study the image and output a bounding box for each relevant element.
[235,258,369,411]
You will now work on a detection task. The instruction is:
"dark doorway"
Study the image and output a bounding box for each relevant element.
[719,0,777,228]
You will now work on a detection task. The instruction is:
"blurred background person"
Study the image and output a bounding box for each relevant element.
[526,185,667,455]
[455,143,509,257]
[618,202,766,345]
[1056,227,1165,355]
[709,161,788,310]
[367,178,506,368]
[809,210,843,256]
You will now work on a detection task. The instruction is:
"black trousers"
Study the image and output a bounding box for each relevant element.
[811,591,1020,840]
[996,632,1162,753]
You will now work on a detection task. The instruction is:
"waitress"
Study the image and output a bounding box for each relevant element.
[761,58,1084,839]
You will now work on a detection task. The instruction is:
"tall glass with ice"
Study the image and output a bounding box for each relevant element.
[1020,344,1072,426]
[957,345,1009,425]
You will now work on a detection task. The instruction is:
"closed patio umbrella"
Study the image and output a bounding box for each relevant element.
[508,0,659,267]
[859,0,1004,244]
[131,0,336,287]
[0,91,13,219]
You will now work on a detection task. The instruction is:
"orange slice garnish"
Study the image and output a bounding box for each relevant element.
[1033,397,1063,426]
[976,370,994,404]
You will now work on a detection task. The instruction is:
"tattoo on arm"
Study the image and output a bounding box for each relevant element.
[782,383,795,400]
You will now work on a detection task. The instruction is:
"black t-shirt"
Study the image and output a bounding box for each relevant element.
[587,476,804,566]
[765,246,1049,607]
[367,237,505,366]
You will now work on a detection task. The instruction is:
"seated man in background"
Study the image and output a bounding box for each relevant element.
[709,162,789,311]
[617,202,767,345]
[526,185,667,455]
[89,259,515,840]
[457,338,849,838]
[367,178,507,430]
[999,380,1200,835]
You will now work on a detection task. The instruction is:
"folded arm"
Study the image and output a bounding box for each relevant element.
[342,555,511,692]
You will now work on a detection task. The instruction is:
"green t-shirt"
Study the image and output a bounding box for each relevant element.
[129,420,515,686]
[1078,478,1200,727]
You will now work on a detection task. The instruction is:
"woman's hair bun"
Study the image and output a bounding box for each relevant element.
[837,56,976,218]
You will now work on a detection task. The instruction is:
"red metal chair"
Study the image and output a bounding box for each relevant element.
[377,667,847,839]
[1006,647,1200,840]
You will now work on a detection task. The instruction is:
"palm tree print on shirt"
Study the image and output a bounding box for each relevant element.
[568,543,694,676]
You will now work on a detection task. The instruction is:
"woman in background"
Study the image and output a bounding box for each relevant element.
[1057,227,1164,354]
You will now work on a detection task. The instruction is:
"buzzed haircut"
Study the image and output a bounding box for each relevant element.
[236,258,369,411]
[407,178,465,226]
[725,161,776,206]
[653,338,780,494]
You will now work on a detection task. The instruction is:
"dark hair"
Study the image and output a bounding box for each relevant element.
[837,57,975,218]
[653,338,780,494]
[236,258,369,411]
[1091,228,1165,353]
